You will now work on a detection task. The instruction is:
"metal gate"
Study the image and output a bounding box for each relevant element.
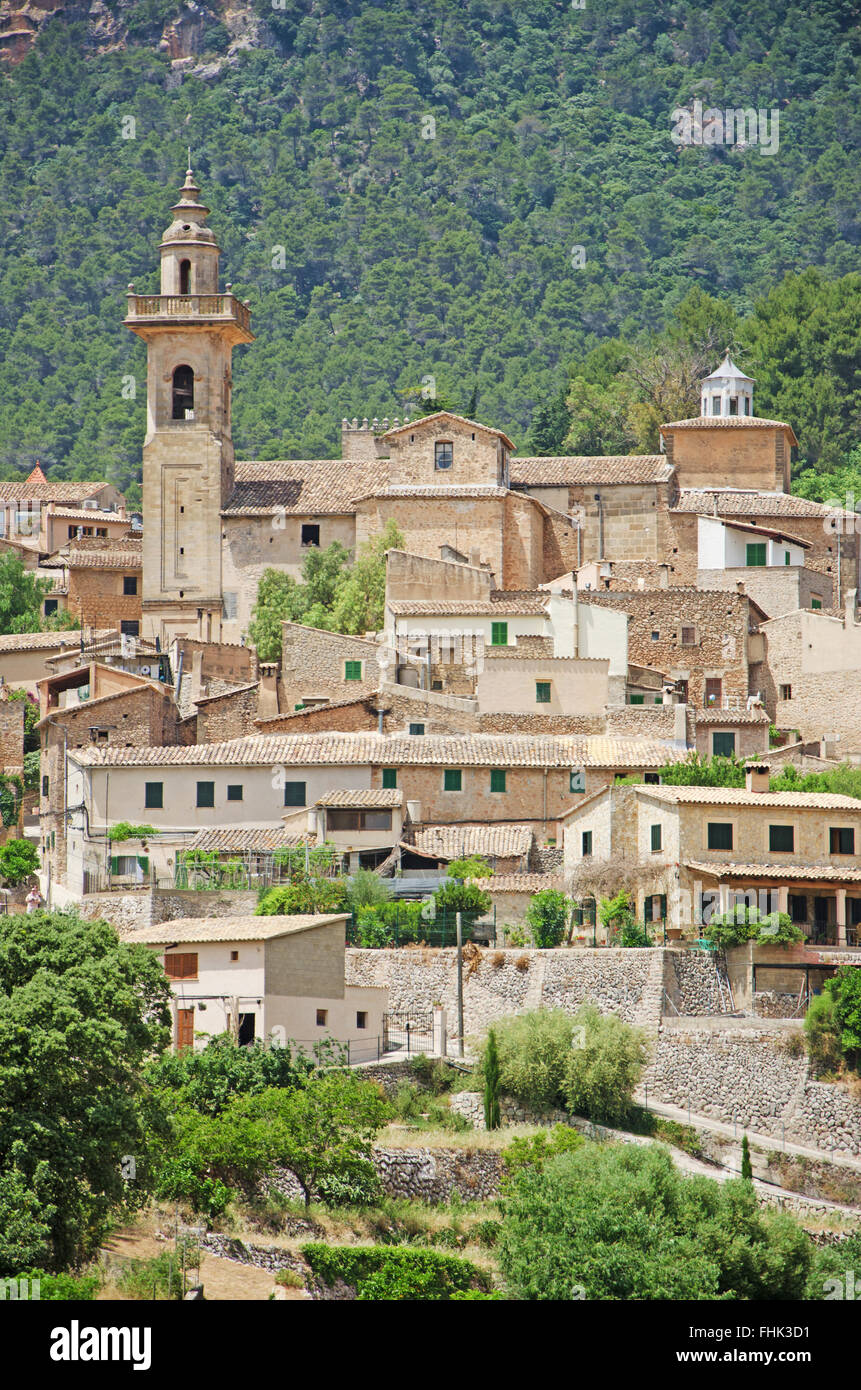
[382,1010,434,1054]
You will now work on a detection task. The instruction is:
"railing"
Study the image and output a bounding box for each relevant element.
[126,293,251,333]
[383,1011,434,1054]
[346,907,496,948]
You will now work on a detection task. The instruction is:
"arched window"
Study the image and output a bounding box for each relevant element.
[179,259,191,294]
[172,365,194,420]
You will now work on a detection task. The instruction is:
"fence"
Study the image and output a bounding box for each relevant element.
[346,906,496,948]
[382,1011,435,1054]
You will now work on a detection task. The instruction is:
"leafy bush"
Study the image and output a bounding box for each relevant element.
[116,1248,193,1301]
[526,889,569,949]
[501,1125,586,1179]
[256,875,348,915]
[563,1004,649,1126]
[301,1243,489,1299]
[432,879,491,930]
[483,1009,574,1111]
[0,837,38,886]
[106,823,156,843]
[409,1054,455,1094]
[146,1034,316,1117]
[11,1269,99,1300]
[804,992,843,1074]
[704,906,802,949]
[346,869,390,910]
[448,856,492,881]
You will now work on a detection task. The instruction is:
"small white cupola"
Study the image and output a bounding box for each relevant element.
[701,353,754,419]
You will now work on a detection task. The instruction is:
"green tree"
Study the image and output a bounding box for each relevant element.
[432,879,491,931]
[498,1145,813,1301]
[256,875,348,915]
[0,910,171,1273]
[485,1009,574,1112]
[0,553,53,635]
[482,1028,501,1131]
[804,991,843,1075]
[741,1134,753,1182]
[526,888,569,949]
[0,838,39,886]
[563,1003,648,1126]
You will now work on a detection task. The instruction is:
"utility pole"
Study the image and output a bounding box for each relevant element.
[456,911,464,1058]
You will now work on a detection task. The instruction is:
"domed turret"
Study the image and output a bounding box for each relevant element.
[159,168,220,295]
[701,353,754,418]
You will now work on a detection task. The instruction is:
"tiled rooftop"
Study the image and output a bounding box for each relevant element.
[470,873,564,892]
[408,823,533,860]
[316,788,403,808]
[0,629,87,652]
[69,731,687,770]
[223,460,378,515]
[685,860,861,883]
[511,455,672,486]
[673,489,838,519]
[183,825,311,852]
[636,785,861,810]
[388,593,550,616]
[0,480,111,502]
[128,913,347,944]
[42,539,142,571]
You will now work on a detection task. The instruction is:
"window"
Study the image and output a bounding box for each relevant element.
[681,626,697,645]
[227,784,243,801]
[196,781,215,808]
[123,575,138,595]
[705,678,722,707]
[171,364,194,419]
[711,394,720,415]
[230,950,239,962]
[490,621,508,647]
[712,731,736,757]
[120,620,139,637]
[144,782,163,809]
[345,660,362,681]
[746,542,767,567]
[434,441,453,470]
[316,1009,328,1027]
[356,1011,368,1029]
[409,723,425,736]
[284,781,306,807]
[789,894,807,923]
[644,772,660,784]
[328,809,392,831]
[582,830,593,857]
[67,525,76,539]
[179,258,191,294]
[629,694,644,705]
[784,550,791,565]
[382,768,397,789]
[830,827,855,855]
[770,824,794,853]
[729,396,738,416]
[644,893,667,922]
[301,523,320,547]
[41,775,49,797]
[431,680,443,691]
[779,684,792,701]
[164,952,198,979]
[222,591,238,621]
[650,824,662,852]
[811,597,822,610]
[651,631,659,641]
[444,769,462,792]
[707,822,733,851]
[536,681,551,704]
[490,769,506,793]
[44,598,58,616]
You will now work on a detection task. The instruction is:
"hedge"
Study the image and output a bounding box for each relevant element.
[300,1244,490,1299]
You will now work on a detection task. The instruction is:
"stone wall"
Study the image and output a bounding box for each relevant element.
[66,565,141,632]
[345,945,666,1042]
[79,886,259,932]
[666,951,728,1015]
[697,565,832,619]
[0,694,25,771]
[197,683,259,742]
[280,623,381,711]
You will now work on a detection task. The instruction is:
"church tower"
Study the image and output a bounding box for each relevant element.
[125,167,253,647]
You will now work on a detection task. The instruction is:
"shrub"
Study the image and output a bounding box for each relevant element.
[705,906,802,949]
[301,1243,489,1300]
[526,889,569,949]
[274,1268,304,1288]
[484,1010,574,1111]
[501,1124,585,1179]
[116,1248,193,1301]
[447,855,492,881]
[741,1134,753,1181]
[106,822,156,843]
[347,869,390,910]
[10,1268,99,1300]
[256,875,348,915]
[432,879,491,930]
[804,992,843,1074]
[409,1054,455,1094]
[563,1003,649,1126]
[0,838,39,886]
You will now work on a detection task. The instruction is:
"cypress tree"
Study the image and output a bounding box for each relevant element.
[741,1133,753,1181]
[483,1029,501,1131]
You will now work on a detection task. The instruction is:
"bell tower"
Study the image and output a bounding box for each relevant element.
[125,167,253,647]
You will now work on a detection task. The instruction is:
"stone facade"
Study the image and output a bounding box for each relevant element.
[697,565,832,620]
[0,693,25,772]
[758,606,861,747]
[280,623,381,711]
[196,683,260,742]
[661,420,793,493]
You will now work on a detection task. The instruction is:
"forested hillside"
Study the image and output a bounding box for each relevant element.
[0,0,859,507]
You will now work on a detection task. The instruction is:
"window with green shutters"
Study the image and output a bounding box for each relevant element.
[227,785,243,801]
[650,824,662,852]
[784,551,790,565]
[409,723,425,736]
[769,824,794,852]
[830,827,855,855]
[490,621,508,647]
[712,731,736,757]
[345,660,362,680]
[746,542,767,567]
[811,598,822,610]
[707,822,733,851]
[145,782,163,809]
[582,830,593,857]
[536,681,551,703]
[490,769,506,793]
[196,781,215,808]
[443,769,462,792]
[629,694,644,705]
[382,768,397,789]
[284,782,306,807]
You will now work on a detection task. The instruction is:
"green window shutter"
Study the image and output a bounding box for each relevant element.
[444,769,462,792]
[659,894,667,920]
[707,822,733,851]
[769,824,794,852]
[746,542,766,567]
[196,781,215,808]
[382,768,397,789]
[137,856,149,874]
[490,621,508,646]
[629,694,644,705]
[712,731,736,757]
[811,599,822,610]
[110,856,120,874]
[145,782,163,809]
[284,781,306,807]
[409,723,425,736]
[536,681,551,703]
[490,769,506,793]
[345,660,362,680]
[582,831,593,856]
[784,551,790,565]
[650,824,661,852]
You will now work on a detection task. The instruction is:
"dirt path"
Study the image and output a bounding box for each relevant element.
[100,1226,308,1302]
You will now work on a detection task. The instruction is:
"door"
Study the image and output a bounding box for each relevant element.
[705,678,722,707]
[176,1008,194,1051]
[238,1013,256,1046]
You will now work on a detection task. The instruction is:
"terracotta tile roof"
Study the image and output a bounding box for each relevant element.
[701,519,811,548]
[0,480,111,502]
[128,913,347,944]
[662,416,798,445]
[388,593,550,616]
[0,629,87,653]
[194,682,259,707]
[635,785,861,810]
[183,825,310,852]
[48,507,130,523]
[511,455,672,486]
[223,460,378,515]
[470,873,564,892]
[42,540,142,571]
[673,489,835,519]
[685,860,861,883]
[316,787,403,808]
[69,731,688,771]
[408,823,533,860]
[695,708,770,725]
[256,693,371,727]
[381,412,516,450]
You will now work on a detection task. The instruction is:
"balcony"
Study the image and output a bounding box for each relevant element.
[124,292,252,339]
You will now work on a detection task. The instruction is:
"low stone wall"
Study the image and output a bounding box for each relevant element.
[666,952,727,1015]
[754,990,803,1019]
[269,1143,503,1205]
[78,887,260,933]
[345,946,666,1043]
[78,890,154,933]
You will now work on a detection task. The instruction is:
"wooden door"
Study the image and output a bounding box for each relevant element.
[176,1008,195,1051]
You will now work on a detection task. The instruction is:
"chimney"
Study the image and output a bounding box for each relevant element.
[257,663,280,720]
[744,762,770,794]
[657,564,669,590]
[736,579,745,596]
[469,547,481,568]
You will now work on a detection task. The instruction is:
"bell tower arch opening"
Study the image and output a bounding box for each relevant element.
[171,365,194,420]
[179,258,191,294]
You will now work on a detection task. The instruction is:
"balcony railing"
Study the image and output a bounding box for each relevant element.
[125,293,251,334]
